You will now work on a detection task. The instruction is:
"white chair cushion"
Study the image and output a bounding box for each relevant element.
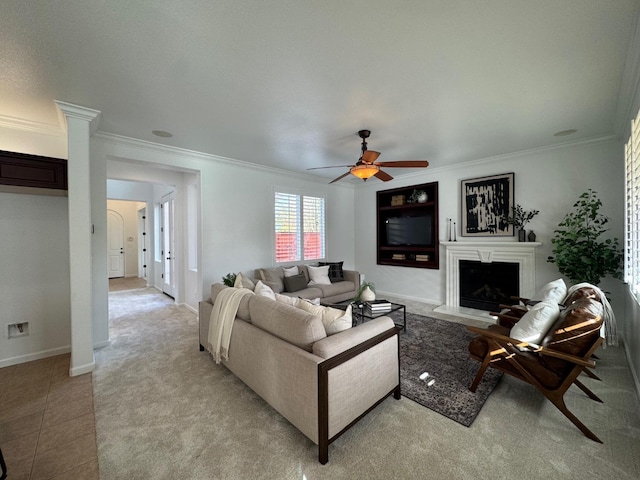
[510,301,561,344]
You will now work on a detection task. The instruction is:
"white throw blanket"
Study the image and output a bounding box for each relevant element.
[208,287,253,363]
[565,282,618,347]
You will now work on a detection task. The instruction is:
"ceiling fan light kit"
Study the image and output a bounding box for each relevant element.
[308,129,429,183]
[350,164,379,180]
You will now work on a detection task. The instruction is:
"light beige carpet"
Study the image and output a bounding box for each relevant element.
[94,288,640,479]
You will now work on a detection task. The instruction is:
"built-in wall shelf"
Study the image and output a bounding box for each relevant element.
[376,182,439,269]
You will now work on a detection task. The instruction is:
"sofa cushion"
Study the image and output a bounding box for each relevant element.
[298,264,310,283]
[274,293,300,307]
[234,273,256,290]
[248,295,327,351]
[284,272,308,293]
[314,281,356,299]
[308,265,331,285]
[297,301,351,335]
[254,280,276,300]
[283,265,299,277]
[211,283,252,322]
[257,267,284,293]
[282,286,323,300]
[313,316,394,359]
[319,261,344,282]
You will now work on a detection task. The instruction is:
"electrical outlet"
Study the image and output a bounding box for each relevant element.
[8,322,29,338]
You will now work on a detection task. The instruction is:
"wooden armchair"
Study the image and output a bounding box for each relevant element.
[468,296,605,442]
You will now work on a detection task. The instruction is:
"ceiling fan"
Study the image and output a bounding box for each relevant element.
[308,129,429,183]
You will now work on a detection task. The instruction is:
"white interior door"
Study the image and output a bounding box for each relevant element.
[161,192,176,298]
[107,210,125,278]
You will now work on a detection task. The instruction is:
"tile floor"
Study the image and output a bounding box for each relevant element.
[0,354,99,480]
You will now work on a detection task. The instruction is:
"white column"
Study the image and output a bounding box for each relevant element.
[55,101,101,376]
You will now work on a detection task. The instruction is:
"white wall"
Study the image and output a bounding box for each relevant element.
[0,126,72,366]
[354,138,625,313]
[0,192,72,366]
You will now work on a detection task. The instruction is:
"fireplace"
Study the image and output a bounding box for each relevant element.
[435,241,541,321]
[459,260,519,312]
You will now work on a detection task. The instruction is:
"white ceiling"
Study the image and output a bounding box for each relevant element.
[1,1,639,183]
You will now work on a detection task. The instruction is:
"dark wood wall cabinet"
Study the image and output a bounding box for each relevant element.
[0,150,67,192]
[376,182,439,269]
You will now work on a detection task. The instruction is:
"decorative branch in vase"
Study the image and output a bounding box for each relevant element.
[503,204,539,242]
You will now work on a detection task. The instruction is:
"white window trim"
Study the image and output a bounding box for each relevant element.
[625,111,640,303]
[273,186,326,264]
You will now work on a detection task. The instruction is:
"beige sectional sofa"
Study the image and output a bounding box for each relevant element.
[199,283,401,464]
[253,264,360,303]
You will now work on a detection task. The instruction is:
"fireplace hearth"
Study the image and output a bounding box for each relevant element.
[459,260,519,312]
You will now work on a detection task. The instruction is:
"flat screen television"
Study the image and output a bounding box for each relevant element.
[385,215,433,246]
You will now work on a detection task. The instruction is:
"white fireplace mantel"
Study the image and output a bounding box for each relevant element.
[437,241,542,320]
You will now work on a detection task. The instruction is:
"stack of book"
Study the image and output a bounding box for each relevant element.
[415,254,430,262]
[391,253,406,260]
[364,300,392,315]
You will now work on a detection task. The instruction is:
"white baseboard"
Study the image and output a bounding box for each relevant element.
[70,360,95,377]
[0,345,71,368]
[93,340,111,349]
[179,302,198,314]
[623,339,640,404]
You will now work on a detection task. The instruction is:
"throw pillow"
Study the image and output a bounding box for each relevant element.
[254,280,276,300]
[510,301,561,344]
[283,272,308,292]
[283,265,299,277]
[274,293,300,307]
[297,301,351,335]
[307,265,331,285]
[257,267,284,293]
[532,278,567,305]
[299,297,321,305]
[233,273,256,290]
[324,304,353,334]
[319,261,344,282]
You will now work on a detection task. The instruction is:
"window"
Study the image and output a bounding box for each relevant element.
[625,110,640,297]
[274,190,325,263]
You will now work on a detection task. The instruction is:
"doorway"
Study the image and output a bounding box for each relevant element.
[107,209,124,278]
[161,191,176,298]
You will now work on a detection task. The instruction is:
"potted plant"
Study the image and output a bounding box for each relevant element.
[503,204,540,241]
[409,189,428,204]
[354,281,376,302]
[547,189,623,285]
[222,273,237,287]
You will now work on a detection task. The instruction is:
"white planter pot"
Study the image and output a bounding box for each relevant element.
[361,286,376,301]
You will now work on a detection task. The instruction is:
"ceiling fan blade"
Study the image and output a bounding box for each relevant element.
[361,150,381,164]
[329,171,352,184]
[375,160,429,168]
[374,170,393,182]
[307,164,353,171]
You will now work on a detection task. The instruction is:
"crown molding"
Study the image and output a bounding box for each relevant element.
[356,134,619,188]
[94,131,354,189]
[614,3,640,140]
[0,114,64,137]
[54,100,102,135]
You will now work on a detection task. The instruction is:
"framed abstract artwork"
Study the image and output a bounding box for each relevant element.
[461,172,514,237]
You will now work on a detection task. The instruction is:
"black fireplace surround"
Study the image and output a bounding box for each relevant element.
[459,260,519,312]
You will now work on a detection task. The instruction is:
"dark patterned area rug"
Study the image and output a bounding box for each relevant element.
[399,312,502,427]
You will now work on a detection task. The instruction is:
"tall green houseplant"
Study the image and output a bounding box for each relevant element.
[547,189,623,285]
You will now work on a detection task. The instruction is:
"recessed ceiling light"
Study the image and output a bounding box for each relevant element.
[152,130,173,138]
[553,129,577,137]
